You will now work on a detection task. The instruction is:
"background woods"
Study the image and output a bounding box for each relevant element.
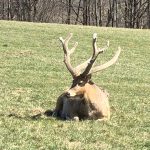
[0,0,150,29]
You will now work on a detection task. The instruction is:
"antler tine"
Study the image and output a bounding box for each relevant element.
[93,33,98,55]
[73,34,99,75]
[93,33,109,55]
[81,33,109,76]
[89,47,121,74]
[59,33,78,55]
[59,33,78,78]
[59,33,72,53]
[70,41,78,54]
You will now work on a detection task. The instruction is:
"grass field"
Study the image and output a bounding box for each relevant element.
[0,20,149,150]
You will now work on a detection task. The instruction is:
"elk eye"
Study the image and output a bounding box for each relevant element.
[78,81,84,86]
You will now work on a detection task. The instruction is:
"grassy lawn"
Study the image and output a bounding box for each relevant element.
[0,20,149,150]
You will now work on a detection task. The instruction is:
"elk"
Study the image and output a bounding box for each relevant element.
[52,33,121,121]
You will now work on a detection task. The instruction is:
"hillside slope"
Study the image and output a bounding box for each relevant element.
[0,21,150,150]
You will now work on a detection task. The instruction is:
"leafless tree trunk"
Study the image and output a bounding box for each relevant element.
[75,0,81,24]
[106,0,112,27]
[1,0,5,19]
[83,0,88,25]
[98,0,102,26]
[147,0,150,28]
[0,0,149,29]
[66,0,72,24]
[115,0,118,27]
[94,0,98,26]
[87,0,91,25]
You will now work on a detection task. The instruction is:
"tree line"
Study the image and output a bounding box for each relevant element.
[0,0,150,29]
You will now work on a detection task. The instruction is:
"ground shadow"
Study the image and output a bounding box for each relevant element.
[0,109,55,121]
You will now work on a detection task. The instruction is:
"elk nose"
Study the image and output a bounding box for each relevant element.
[66,92,70,97]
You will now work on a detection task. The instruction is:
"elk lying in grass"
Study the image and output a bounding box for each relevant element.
[52,33,121,121]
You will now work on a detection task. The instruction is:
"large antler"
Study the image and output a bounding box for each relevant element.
[80,33,121,76]
[59,33,78,78]
[89,47,121,74]
[59,33,121,78]
[81,33,110,76]
[75,34,109,75]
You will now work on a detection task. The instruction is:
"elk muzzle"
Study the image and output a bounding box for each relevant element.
[67,84,86,97]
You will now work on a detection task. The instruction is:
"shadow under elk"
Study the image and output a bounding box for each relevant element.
[52,33,121,121]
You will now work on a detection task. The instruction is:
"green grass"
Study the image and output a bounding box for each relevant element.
[0,20,150,150]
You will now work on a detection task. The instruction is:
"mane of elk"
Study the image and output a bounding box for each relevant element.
[52,33,121,121]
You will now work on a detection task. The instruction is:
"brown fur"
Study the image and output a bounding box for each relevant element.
[52,33,120,121]
[53,77,110,121]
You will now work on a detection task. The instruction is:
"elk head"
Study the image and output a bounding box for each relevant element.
[59,33,121,98]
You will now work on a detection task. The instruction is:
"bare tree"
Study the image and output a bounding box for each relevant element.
[75,0,81,24]
[83,0,88,25]
[66,0,72,24]
[98,0,102,26]
[147,0,150,28]
[0,0,149,29]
